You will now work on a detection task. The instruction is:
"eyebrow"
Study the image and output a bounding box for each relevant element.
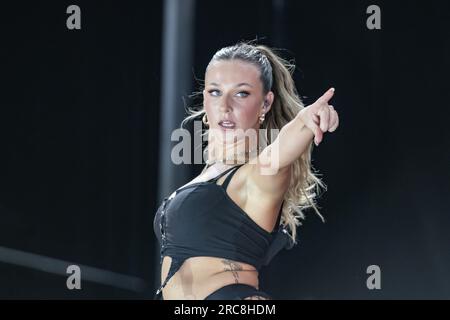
[208,82,253,88]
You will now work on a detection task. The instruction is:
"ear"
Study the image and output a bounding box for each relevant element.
[262,91,274,114]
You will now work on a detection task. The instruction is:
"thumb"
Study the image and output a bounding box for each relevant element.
[310,122,323,146]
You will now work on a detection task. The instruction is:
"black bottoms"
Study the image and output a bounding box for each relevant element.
[204,284,272,300]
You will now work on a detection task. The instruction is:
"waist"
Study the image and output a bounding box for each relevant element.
[161,256,259,300]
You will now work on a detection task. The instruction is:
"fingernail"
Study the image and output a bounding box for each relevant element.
[330,88,335,92]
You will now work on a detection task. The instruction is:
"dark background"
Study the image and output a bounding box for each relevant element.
[1,0,449,299]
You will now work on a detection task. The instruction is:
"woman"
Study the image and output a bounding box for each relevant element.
[153,42,339,300]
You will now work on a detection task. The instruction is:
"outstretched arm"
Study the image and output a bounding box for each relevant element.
[249,88,339,195]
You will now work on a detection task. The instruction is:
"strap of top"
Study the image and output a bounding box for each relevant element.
[275,202,283,229]
[220,164,244,190]
[210,164,243,184]
[218,164,283,229]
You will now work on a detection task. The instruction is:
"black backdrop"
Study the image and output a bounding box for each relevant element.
[1,0,449,299]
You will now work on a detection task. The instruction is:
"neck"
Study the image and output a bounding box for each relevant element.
[206,134,260,166]
[206,148,258,166]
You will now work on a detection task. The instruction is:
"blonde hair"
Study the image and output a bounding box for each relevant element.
[181,41,326,245]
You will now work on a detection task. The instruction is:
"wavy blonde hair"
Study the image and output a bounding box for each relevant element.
[181,41,326,245]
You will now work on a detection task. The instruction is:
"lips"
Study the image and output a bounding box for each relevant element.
[218,120,236,129]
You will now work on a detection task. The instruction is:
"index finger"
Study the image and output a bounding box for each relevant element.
[317,87,335,104]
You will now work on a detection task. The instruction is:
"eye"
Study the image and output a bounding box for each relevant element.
[208,89,221,97]
[236,91,250,98]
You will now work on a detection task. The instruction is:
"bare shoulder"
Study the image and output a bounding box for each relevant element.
[243,162,290,232]
[245,162,291,201]
[215,163,288,233]
[176,167,212,190]
[226,162,291,198]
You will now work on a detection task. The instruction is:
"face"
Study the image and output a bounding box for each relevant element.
[203,59,273,148]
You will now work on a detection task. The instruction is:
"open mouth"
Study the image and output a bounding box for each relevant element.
[218,120,236,130]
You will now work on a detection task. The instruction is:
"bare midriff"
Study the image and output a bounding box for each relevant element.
[160,255,260,300]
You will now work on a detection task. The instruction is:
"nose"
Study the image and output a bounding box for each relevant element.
[219,94,232,114]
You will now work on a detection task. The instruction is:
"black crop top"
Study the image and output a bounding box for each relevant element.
[153,164,294,299]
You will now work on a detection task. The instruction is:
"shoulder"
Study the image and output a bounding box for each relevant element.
[235,163,290,232]
[245,162,291,201]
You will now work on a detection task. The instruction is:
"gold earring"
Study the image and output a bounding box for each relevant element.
[259,113,265,124]
[202,113,209,126]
